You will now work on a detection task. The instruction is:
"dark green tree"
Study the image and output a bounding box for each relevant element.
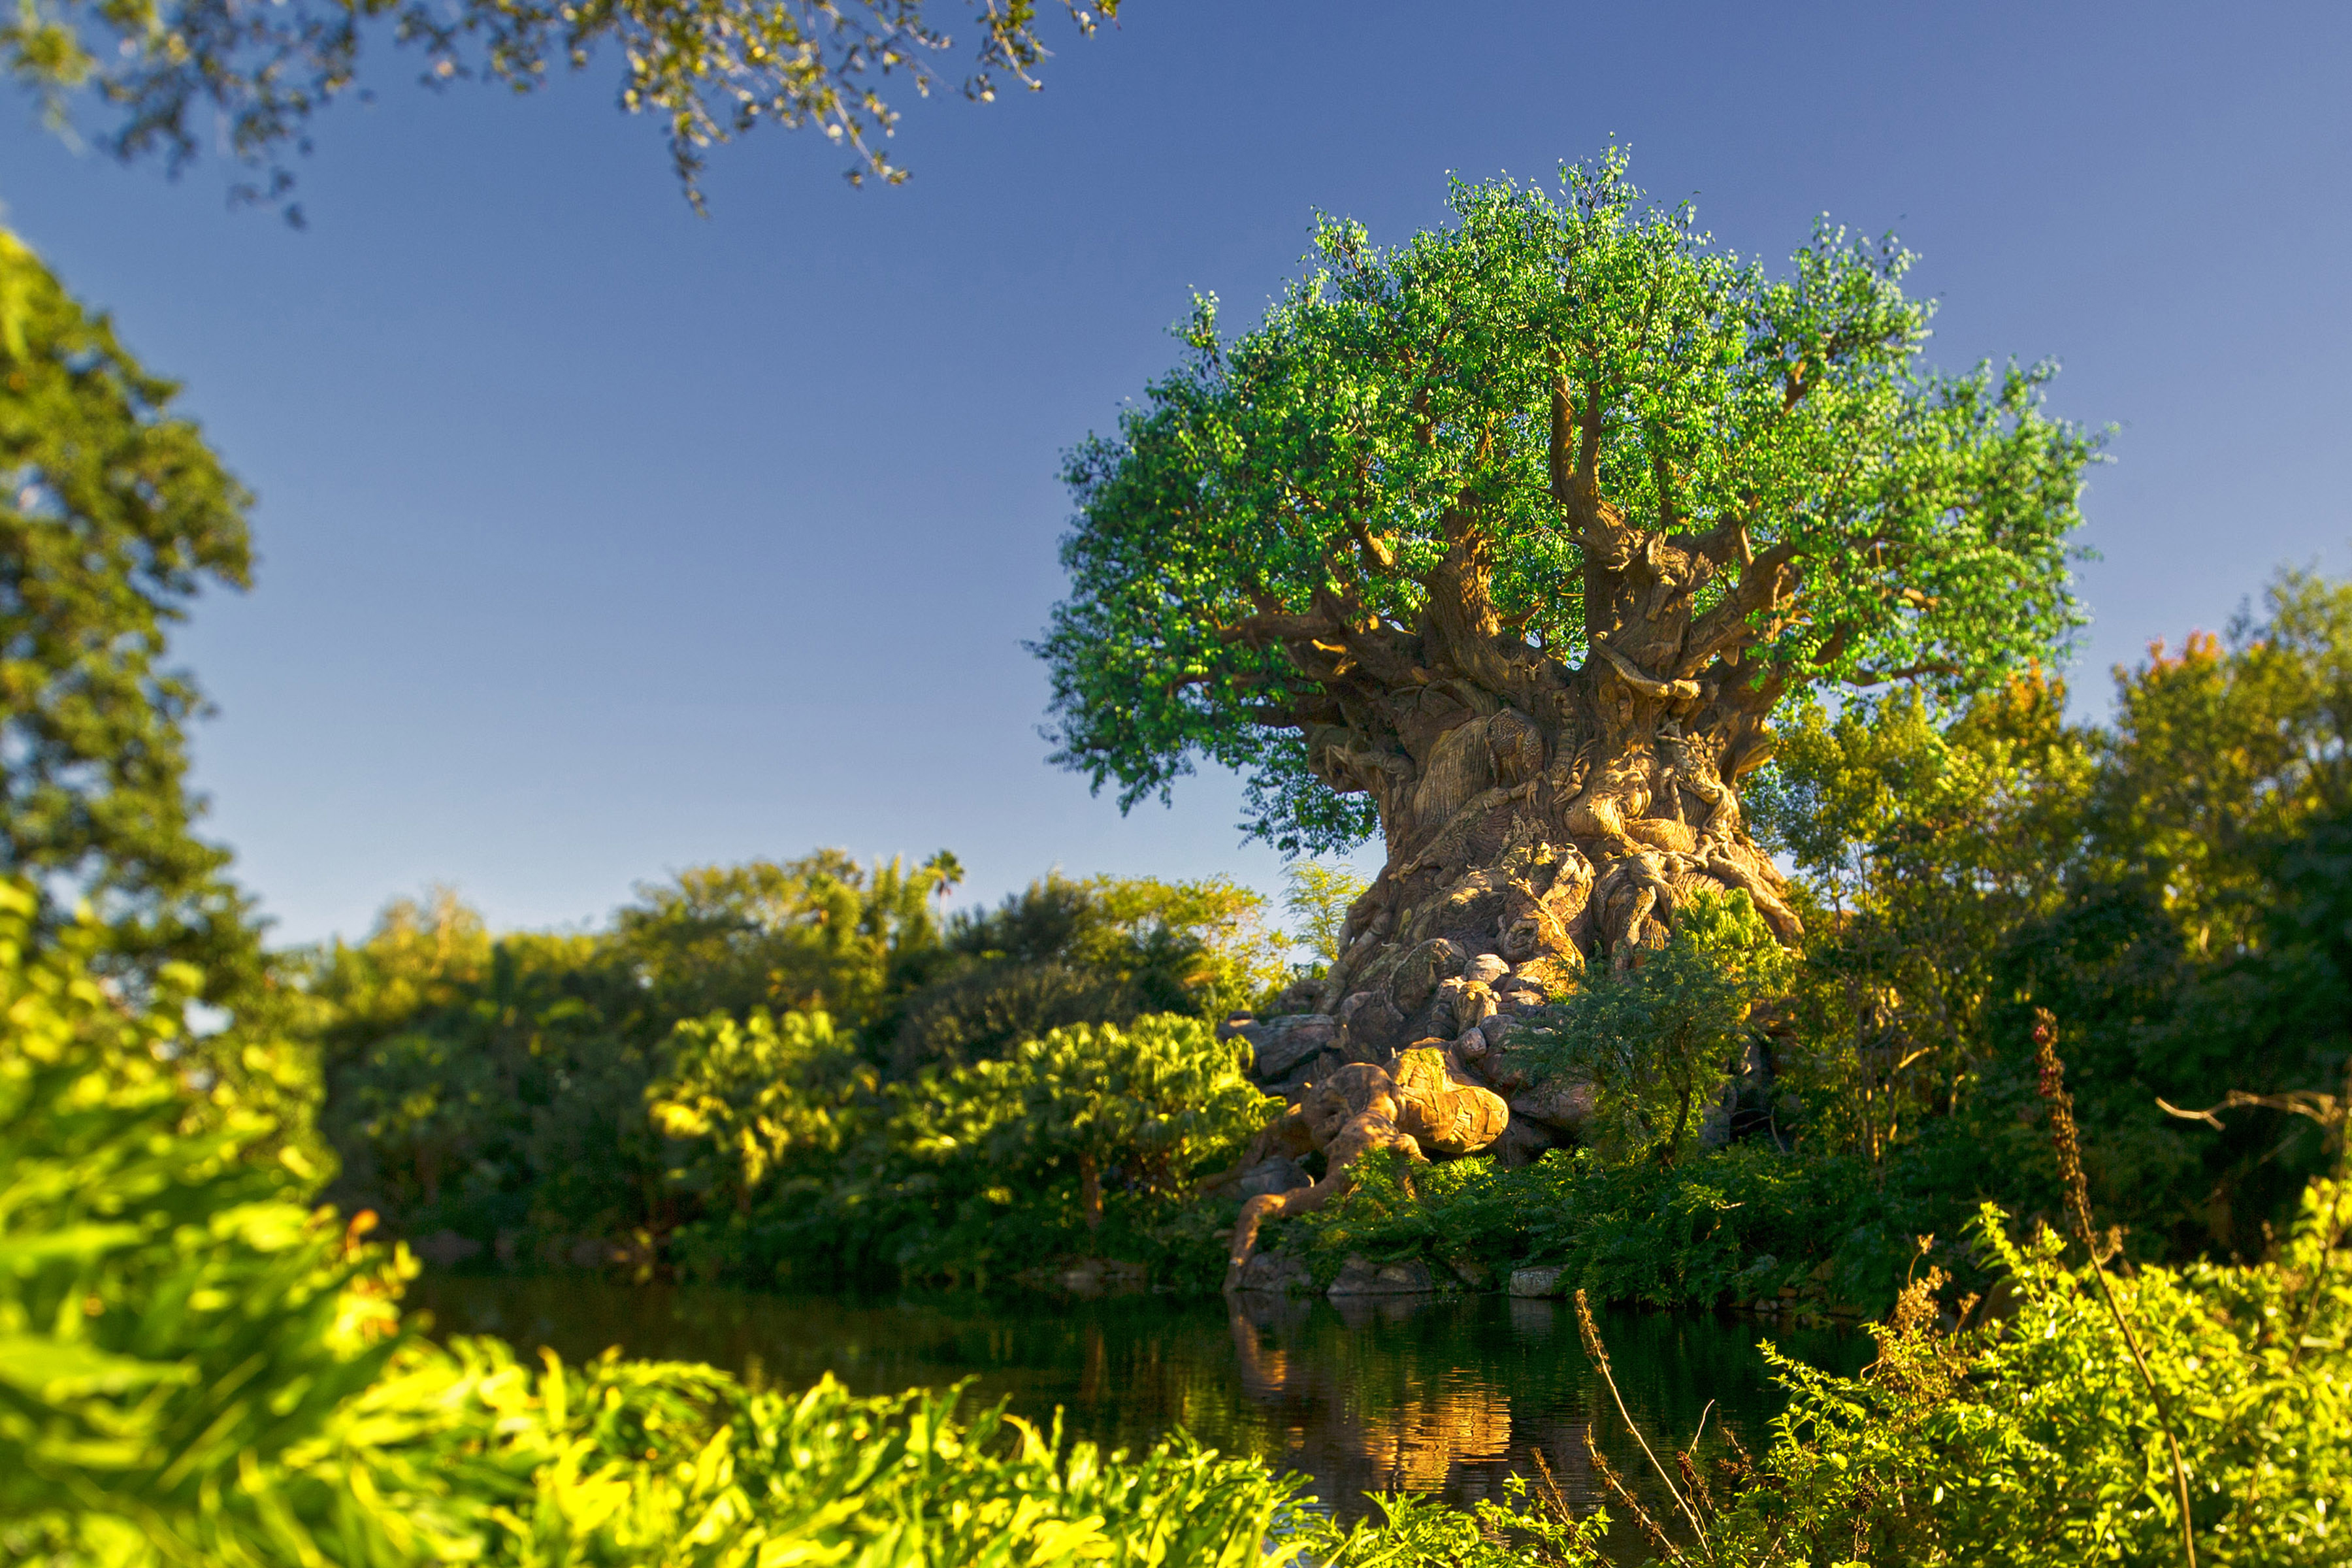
[887,870,1281,1073]
[5,0,1122,214]
[615,849,963,1026]
[0,231,259,1002]
[1039,154,2096,1031]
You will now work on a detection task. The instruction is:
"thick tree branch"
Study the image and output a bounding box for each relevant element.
[1676,540,1802,678]
[1591,641,1701,702]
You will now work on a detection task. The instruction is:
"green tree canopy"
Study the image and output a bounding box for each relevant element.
[1041,153,2097,863]
[615,849,963,1024]
[887,870,1284,1072]
[0,231,257,998]
[5,0,1122,214]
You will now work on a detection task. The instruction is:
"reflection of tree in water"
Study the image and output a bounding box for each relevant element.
[1222,1292,1858,1543]
[410,1273,1861,1545]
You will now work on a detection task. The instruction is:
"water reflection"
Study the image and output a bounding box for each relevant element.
[409,1273,1860,1541]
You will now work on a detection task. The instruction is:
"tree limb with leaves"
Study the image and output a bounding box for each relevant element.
[5,0,1121,216]
[1039,152,2095,1052]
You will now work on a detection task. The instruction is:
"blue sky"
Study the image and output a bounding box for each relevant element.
[2,1,2347,946]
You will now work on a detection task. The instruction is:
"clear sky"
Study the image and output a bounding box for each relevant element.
[2,1,2347,947]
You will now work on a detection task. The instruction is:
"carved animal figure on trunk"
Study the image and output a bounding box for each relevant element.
[1217,1047,1508,1290]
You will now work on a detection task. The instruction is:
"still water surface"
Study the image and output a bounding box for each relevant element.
[411,1275,1862,1539]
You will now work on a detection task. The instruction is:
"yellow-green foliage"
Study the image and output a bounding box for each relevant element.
[1281,860,1371,971]
[1079,875,1290,1020]
[897,1015,1277,1211]
[615,851,964,1024]
[1761,672,2090,1166]
[0,230,259,1002]
[0,880,413,1564]
[1701,1189,2352,1566]
[647,1007,873,1213]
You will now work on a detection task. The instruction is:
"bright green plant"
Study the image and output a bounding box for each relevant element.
[0,879,417,1564]
[1676,1184,2352,1567]
[1522,890,1792,1164]
[647,1007,874,1213]
[1282,859,1371,972]
[617,849,964,1026]
[890,871,1288,1072]
[1310,1480,1607,1567]
[898,1013,1275,1233]
[1757,671,2091,1166]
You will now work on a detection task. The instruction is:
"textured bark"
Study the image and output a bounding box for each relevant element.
[1209,393,1814,1281]
[1247,460,1802,1052]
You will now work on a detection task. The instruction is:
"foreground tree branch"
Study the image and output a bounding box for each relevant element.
[3,0,1121,216]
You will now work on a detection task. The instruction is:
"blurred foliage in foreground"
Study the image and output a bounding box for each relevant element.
[8,872,2347,1565]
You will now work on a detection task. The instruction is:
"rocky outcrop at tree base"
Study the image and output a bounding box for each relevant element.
[1213,894,1650,1288]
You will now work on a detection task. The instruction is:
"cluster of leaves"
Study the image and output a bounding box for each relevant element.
[665,1013,1275,1288]
[1751,566,2352,1260]
[1288,1141,1955,1320]
[301,857,1284,1282]
[0,231,260,1004]
[1281,857,1370,975]
[888,869,1286,1075]
[0,877,415,1563]
[5,0,1121,215]
[1518,891,1792,1166]
[646,1006,871,1217]
[1751,670,2085,1164]
[1669,1186,2352,1566]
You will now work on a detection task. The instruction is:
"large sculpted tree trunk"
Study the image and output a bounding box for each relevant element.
[1277,455,1800,1073]
[1045,165,2094,1204]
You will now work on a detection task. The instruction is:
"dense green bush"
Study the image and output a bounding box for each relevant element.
[1517,891,1792,1166]
[670,1013,1275,1288]
[297,862,1283,1280]
[1286,1141,1955,1318]
[1756,568,2352,1262]
[1665,1183,2352,1566]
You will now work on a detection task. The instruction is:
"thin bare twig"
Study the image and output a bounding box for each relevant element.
[1576,1288,1711,1553]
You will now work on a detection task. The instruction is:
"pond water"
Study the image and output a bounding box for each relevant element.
[410,1274,1863,1548]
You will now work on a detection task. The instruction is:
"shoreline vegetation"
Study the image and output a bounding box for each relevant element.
[276,572,2352,1332]
[11,560,2352,1560]
[6,877,2346,1563]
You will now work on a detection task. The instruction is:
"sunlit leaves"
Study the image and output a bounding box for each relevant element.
[2,0,1120,213]
[1041,155,2096,853]
[1520,889,1792,1166]
[0,231,257,997]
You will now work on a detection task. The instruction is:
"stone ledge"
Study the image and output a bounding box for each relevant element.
[1508,1264,1567,1298]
